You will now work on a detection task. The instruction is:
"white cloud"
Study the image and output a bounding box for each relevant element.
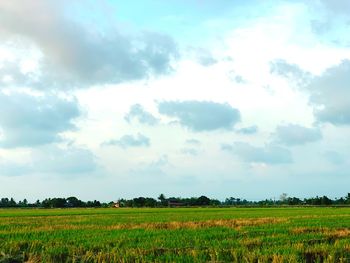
[222,142,292,164]
[124,104,159,126]
[236,126,258,135]
[308,60,350,125]
[0,1,178,89]
[0,91,80,148]
[158,100,241,131]
[102,133,150,149]
[0,145,97,176]
[273,124,322,146]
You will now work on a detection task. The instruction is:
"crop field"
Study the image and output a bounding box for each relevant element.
[1,207,350,262]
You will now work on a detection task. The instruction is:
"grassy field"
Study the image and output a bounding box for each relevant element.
[1,207,350,262]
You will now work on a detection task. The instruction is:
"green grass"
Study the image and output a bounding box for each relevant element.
[1,207,350,262]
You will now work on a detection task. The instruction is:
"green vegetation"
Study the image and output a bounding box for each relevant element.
[1,207,350,262]
[2,193,350,208]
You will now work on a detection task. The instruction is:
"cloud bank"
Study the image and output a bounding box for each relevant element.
[0,1,178,89]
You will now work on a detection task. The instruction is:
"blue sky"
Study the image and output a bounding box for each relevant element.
[0,0,350,201]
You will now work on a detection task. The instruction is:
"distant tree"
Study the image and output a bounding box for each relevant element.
[41,198,66,208]
[9,198,16,207]
[145,198,157,207]
[210,199,221,206]
[279,193,288,203]
[92,200,101,207]
[133,197,147,207]
[41,198,50,208]
[158,194,168,206]
[258,199,275,206]
[117,199,126,207]
[52,198,67,208]
[196,196,210,206]
[224,197,235,205]
[0,198,9,207]
[321,196,332,205]
[67,197,83,207]
[287,197,302,205]
[18,199,28,207]
[225,197,245,206]
[346,193,350,204]
[336,197,345,205]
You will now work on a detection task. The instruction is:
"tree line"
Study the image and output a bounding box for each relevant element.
[1,193,350,208]
[0,197,104,208]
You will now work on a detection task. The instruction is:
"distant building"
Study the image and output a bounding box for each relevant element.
[168,199,184,207]
[113,202,120,208]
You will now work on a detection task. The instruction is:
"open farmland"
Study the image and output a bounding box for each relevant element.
[1,207,350,262]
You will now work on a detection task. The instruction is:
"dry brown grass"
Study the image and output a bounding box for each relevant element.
[291,227,327,234]
[25,254,41,263]
[291,227,350,239]
[324,228,350,238]
[106,217,288,230]
[240,237,262,249]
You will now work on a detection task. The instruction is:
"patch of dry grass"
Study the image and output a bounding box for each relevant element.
[291,227,350,239]
[106,217,288,230]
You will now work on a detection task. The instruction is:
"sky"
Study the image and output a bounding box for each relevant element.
[0,0,350,201]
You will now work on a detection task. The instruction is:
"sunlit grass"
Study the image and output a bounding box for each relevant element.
[1,207,350,262]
